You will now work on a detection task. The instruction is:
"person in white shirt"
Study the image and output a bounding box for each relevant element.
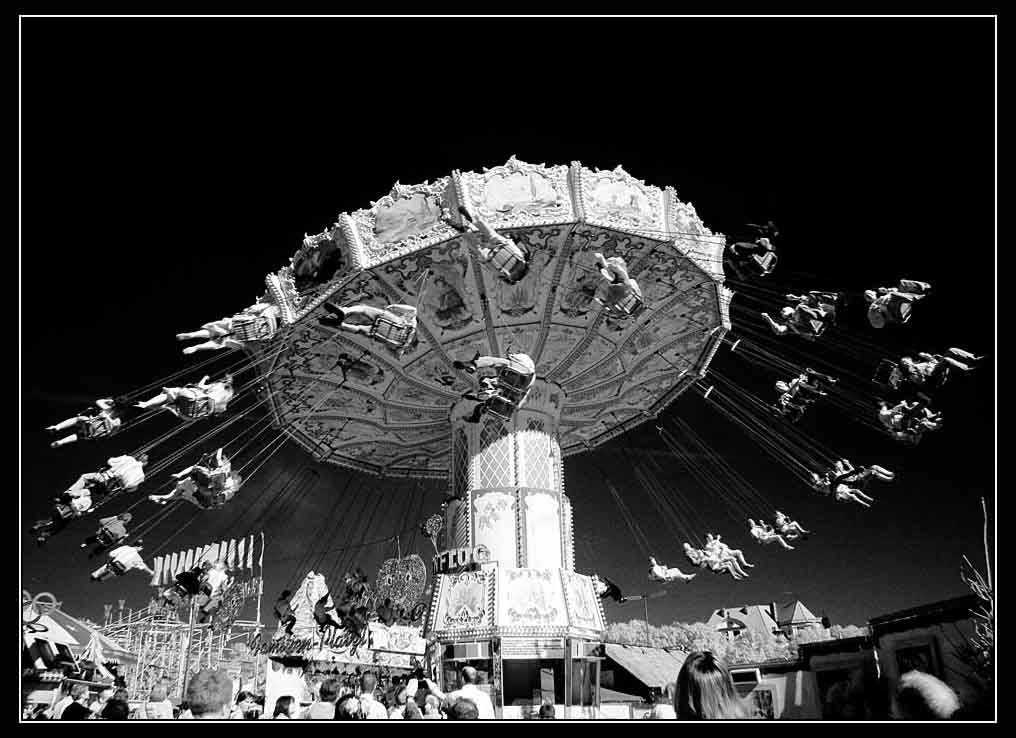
[358,673,389,719]
[65,454,149,501]
[448,666,496,720]
[90,542,154,581]
[50,685,74,719]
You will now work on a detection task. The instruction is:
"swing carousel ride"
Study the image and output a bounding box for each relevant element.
[31,156,985,711]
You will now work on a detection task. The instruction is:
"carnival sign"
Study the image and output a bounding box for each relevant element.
[248,627,369,661]
[374,554,427,613]
[367,622,426,656]
[432,546,490,574]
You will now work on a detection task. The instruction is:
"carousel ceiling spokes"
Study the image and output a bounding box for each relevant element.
[263,157,732,478]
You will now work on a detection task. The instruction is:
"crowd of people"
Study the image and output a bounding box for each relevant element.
[26,653,974,721]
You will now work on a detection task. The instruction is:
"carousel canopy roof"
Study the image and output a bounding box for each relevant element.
[263,157,731,478]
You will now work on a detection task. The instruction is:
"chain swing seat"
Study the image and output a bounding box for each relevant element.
[487,242,528,283]
[603,288,645,319]
[176,394,214,420]
[873,358,902,390]
[483,365,534,422]
[78,413,120,440]
[369,316,417,351]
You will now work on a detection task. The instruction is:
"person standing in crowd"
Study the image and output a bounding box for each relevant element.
[183,669,234,719]
[447,698,479,720]
[388,684,409,718]
[403,699,424,719]
[99,688,131,720]
[538,703,556,719]
[99,700,130,720]
[649,682,677,719]
[308,678,341,719]
[88,687,114,715]
[422,694,443,719]
[140,685,174,719]
[273,696,299,719]
[229,690,260,719]
[448,666,496,719]
[49,683,74,719]
[358,672,389,719]
[335,695,363,720]
[894,671,961,720]
[674,651,754,719]
[60,684,94,720]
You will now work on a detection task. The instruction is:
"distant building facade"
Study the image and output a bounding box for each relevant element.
[707,600,823,641]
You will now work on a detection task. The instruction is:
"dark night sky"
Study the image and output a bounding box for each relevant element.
[20,16,995,630]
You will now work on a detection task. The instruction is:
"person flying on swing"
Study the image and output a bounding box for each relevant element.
[761,303,829,340]
[683,542,749,580]
[30,491,96,545]
[320,301,418,354]
[725,236,777,280]
[748,519,795,550]
[705,533,755,570]
[149,448,242,509]
[892,348,984,391]
[592,252,644,317]
[90,541,154,582]
[63,454,149,502]
[444,205,531,284]
[80,513,133,558]
[47,398,128,448]
[648,556,697,583]
[136,374,234,420]
[773,511,809,540]
[456,350,537,423]
[878,399,943,439]
[811,459,892,508]
[176,299,282,354]
[864,279,932,329]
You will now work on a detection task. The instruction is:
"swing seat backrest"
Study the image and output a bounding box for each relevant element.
[177,394,214,420]
[484,394,519,422]
[370,316,417,348]
[97,528,121,546]
[872,359,899,388]
[79,413,118,439]
[605,290,645,319]
[231,314,273,342]
[496,365,533,394]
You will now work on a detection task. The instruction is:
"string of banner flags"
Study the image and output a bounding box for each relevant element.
[148,533,264,588]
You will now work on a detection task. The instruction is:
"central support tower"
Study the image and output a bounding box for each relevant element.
[429,380,607,718]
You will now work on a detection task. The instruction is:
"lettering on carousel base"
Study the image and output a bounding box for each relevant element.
[247,628,367,658]
[433,546,490,574]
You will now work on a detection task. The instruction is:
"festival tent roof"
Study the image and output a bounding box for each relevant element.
[23,614,78,648]
[603,644,687,691]
[25,609,137,665]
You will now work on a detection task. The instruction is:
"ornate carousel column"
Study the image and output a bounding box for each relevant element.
[444,380,574,571]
